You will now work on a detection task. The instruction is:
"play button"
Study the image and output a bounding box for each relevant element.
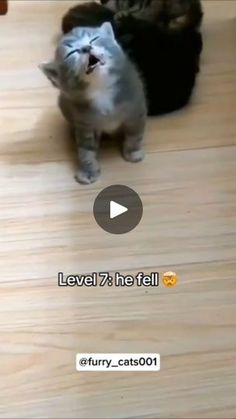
[93,185,143,234]
[110,201,128,219]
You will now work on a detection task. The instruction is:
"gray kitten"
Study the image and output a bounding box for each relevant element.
[40,22,147,184]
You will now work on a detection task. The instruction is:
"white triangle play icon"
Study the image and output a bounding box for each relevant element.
[110,201,128,219]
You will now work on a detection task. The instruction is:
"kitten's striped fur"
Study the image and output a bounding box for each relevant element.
[40,23,147,184]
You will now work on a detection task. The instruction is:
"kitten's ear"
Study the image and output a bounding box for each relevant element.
[100,22,115,39]
[39,62,60,88]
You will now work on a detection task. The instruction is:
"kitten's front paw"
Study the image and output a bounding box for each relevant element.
[75,167,100,185]
[123,149,145,163]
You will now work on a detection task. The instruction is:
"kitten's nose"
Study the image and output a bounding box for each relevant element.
[81,45,92,54]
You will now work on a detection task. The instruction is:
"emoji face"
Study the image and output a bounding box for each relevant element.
[162,271,177,287]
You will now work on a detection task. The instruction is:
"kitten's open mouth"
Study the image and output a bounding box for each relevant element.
[86,53,103,74]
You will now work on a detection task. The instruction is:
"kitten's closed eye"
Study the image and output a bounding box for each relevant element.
[90,36,100,44]
[65,49,79,59]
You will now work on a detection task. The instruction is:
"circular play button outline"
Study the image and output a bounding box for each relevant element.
[93,185,143,234]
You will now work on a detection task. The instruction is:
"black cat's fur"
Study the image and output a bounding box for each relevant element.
[62,2,203,116]
[101,0,203,32]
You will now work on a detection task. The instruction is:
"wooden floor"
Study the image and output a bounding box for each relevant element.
[0,1,236,418]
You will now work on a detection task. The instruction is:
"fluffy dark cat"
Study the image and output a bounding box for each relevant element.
[101,0,203,32]
[62,2,114,33]
[62,2,203,116]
